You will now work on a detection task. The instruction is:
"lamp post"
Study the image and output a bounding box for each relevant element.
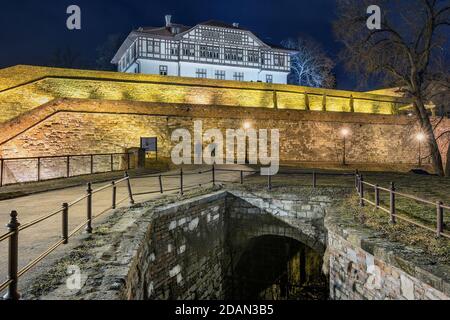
[243,121,251,164]
[416,132,426,167]
[340,128,350,165]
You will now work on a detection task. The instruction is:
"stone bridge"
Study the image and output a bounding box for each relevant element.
[28,188,449,300]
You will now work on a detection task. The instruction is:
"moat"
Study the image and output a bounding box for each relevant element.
[227,235,328,300]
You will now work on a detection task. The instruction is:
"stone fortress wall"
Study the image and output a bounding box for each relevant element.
[0,65,448,184]
[0,65,409,124]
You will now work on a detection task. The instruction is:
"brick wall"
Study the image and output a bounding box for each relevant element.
[124,191,228,300]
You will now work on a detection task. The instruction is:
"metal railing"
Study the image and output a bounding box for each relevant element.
[0,152,134,187]
[355,171,449,239]
[0,172,134,299]
[0,166,448,299]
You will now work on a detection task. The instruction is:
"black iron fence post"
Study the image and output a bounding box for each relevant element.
[0,159,4,187]
[390,182,396,224]
[37,157,41,182]
[375,184,380,208]
[125,172,134,204]
[436,201,444,238]
[240,170,244,184]
[66,156,70,178]
[180,168,184,195]
[111,181,116,209]
[212,165,216,186]
[312,172,317,188]
[4,210,20,300]
[62,203,68,244]
[85,182,93,234]
[159,175,163,194]
[268,175,272,190]
[359,175,365,207]
[357,174,361,194]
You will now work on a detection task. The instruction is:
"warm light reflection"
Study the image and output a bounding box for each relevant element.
[340,127,351,137]
[416,132,426,141]
[243,121,252,130]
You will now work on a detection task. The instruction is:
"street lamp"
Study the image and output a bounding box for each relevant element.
[340,128,351,165]
[416,132,426,167]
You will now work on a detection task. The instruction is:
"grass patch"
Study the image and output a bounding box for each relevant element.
[339,193,450,264]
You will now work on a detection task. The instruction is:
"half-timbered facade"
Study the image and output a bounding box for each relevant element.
[111,16,296,84]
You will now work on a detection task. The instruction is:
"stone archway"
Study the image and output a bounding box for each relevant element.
[225,235,328,300]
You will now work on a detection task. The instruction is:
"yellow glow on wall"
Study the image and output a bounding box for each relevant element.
[0,65,411,124]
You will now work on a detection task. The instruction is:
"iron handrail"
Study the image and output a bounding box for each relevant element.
[361,180,446,207]
[17,239,66,278]
[0,230,14,242]
[0,152,134,188]
[0,173,134,299]
[0,152,132,161]
[357,173,448,239]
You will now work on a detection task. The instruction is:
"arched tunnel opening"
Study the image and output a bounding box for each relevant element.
[226,235,328,300]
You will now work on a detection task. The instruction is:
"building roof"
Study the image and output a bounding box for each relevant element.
[198,20,246,30]
[137,23,192,38]
[111,17,297,63]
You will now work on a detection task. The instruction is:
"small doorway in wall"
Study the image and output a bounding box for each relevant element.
[141,137,158,161]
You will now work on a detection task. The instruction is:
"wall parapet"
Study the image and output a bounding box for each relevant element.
[325,208,450,300]
[0,65,411,123]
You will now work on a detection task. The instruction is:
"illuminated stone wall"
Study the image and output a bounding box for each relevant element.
[0,65,410,123]
[0,99,448,182]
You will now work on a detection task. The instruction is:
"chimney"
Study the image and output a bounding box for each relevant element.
[165,15,172,27]
[232,22,239,28]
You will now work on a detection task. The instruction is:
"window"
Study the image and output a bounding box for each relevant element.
[248,50,259,63]
[261,53,270,65]
[131,42,136,59]
[182,43,195,57]
[224,48,244,61]
[274,54,285,66]
[215,70,226,80]
[202,29,220,40]
[146,40,160,54]
[200,45,220,59]
[224,31,242,44]
[170,44,179,56]
[266,75,273,83]
[159,65,168,76]
[233,72,244,81]
[196,68,207,78]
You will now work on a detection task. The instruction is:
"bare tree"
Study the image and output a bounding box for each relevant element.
[334,0,450,176]
[48,47,83,69]
[281,37,336,88]
[96,33,125,71]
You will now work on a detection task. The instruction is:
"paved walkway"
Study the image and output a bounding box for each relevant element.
[0,164,252,292]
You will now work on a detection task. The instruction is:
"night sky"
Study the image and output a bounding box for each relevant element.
[0,0,360,89]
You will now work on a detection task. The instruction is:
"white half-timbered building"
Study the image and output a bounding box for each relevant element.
[111,15,296,84]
